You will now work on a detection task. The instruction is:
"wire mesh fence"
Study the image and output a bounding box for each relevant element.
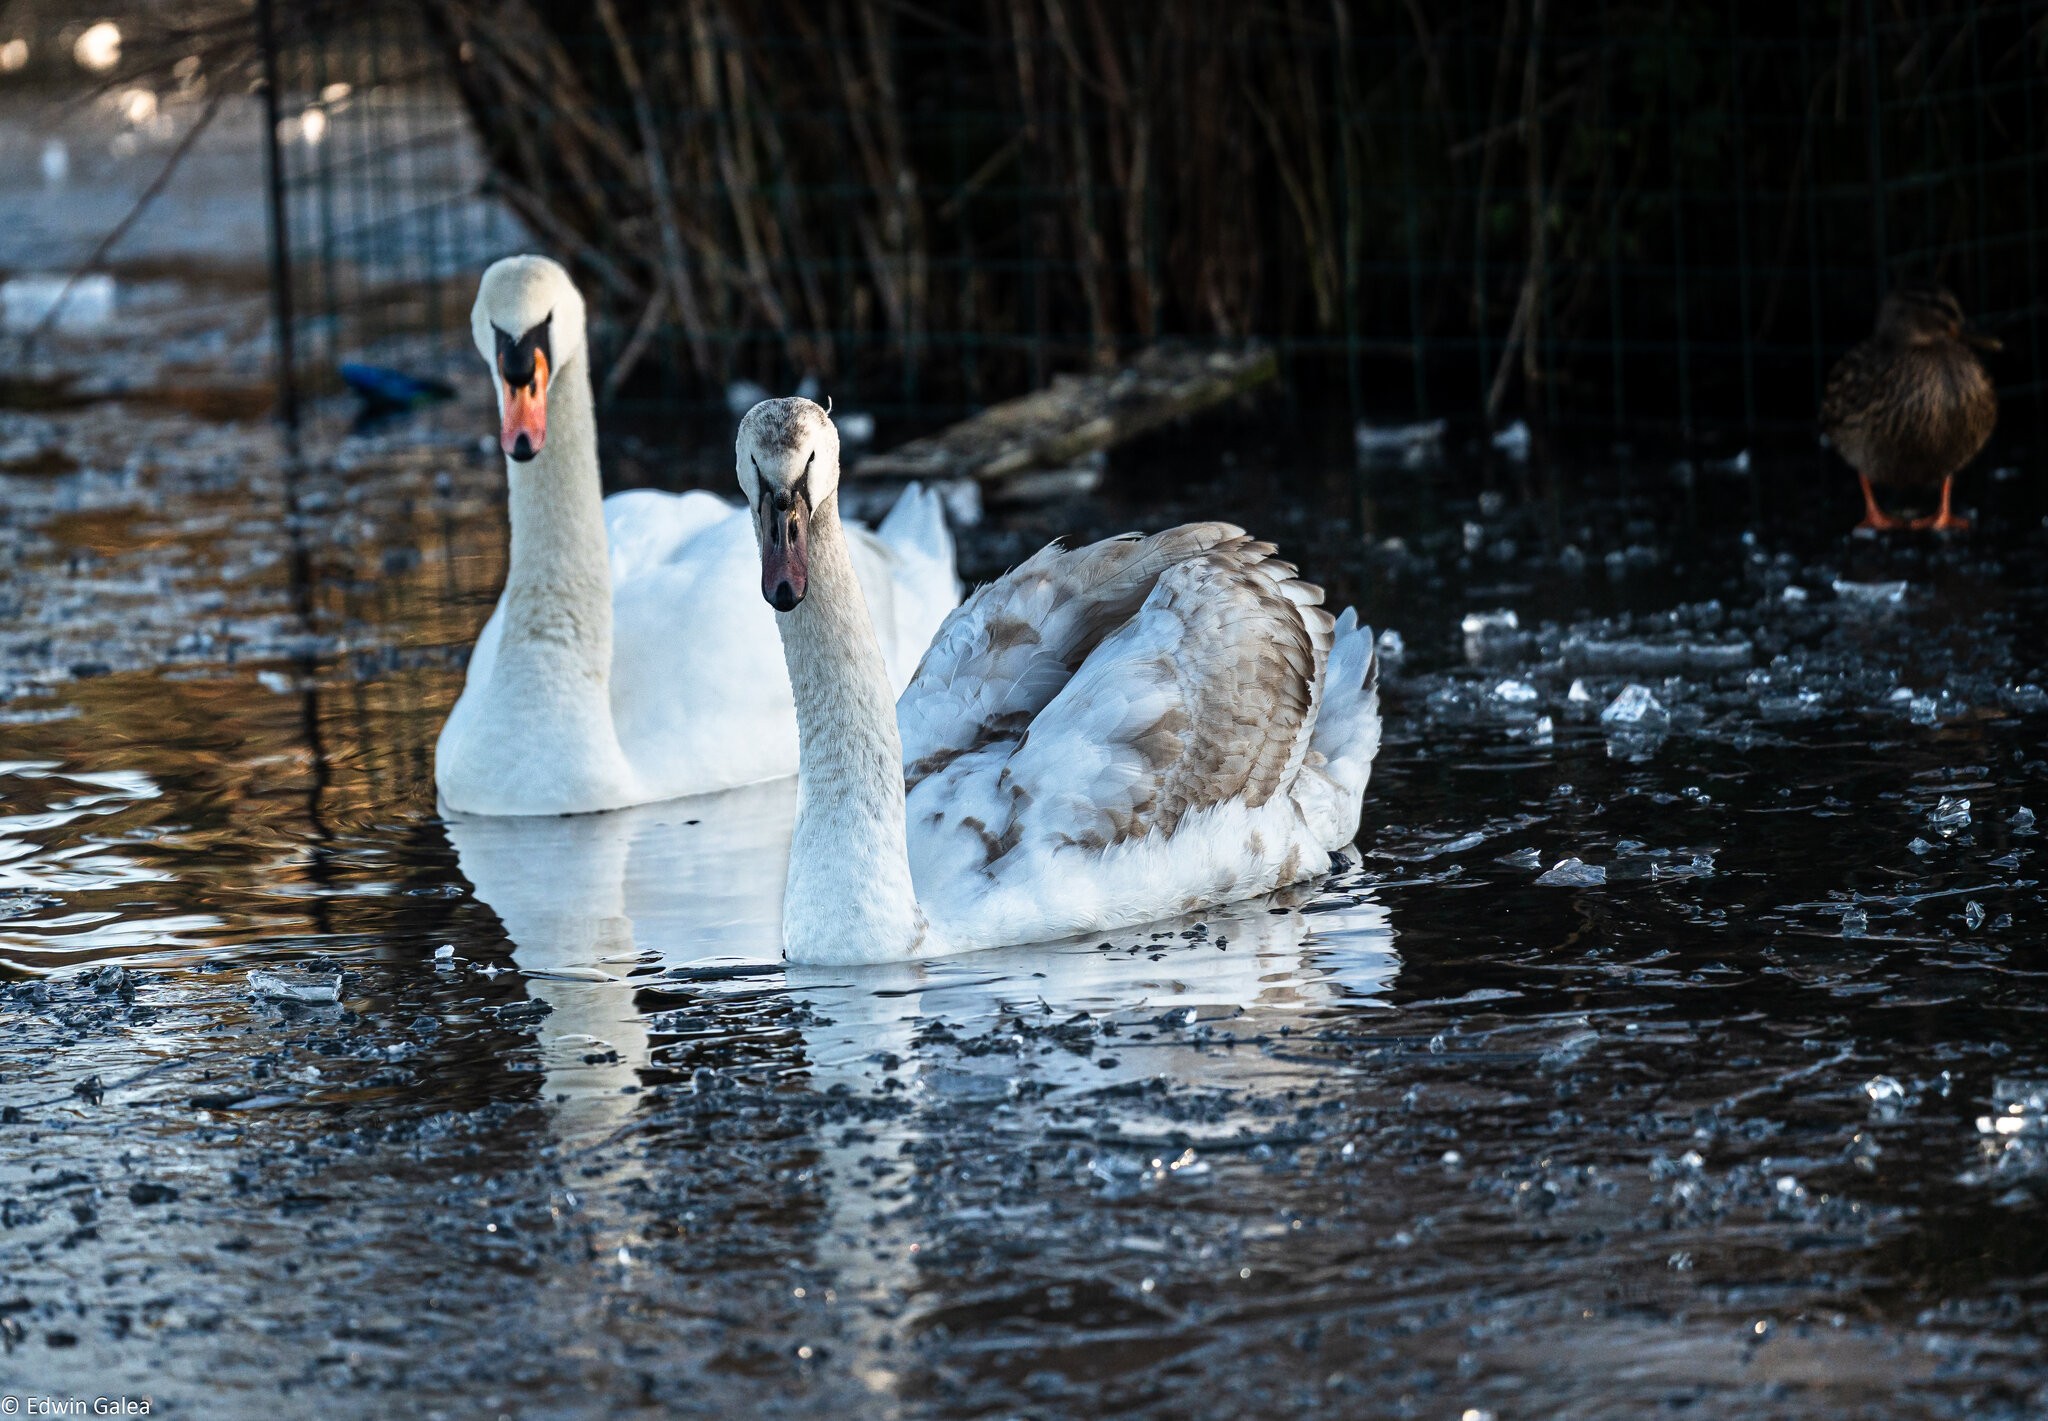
[266,0,2048,444]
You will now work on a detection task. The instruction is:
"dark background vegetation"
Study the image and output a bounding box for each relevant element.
[73,0,2048,436]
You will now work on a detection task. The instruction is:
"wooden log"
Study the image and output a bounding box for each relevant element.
[851,345,1276,483]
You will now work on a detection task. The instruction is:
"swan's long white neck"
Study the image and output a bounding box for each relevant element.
[776,496,931,964]
[481,353,633,794]
[501,355,608,664]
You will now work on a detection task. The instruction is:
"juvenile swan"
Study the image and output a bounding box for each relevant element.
[738,397,1383,965]
[436,256,958,815]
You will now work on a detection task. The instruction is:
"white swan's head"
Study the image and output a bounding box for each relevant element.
[735,397,841,612]
[470,255,588,463]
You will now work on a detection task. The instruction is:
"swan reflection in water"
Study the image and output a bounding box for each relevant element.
[444,780,1398,1394]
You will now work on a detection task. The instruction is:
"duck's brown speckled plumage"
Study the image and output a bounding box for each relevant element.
[1821,289,1997,529]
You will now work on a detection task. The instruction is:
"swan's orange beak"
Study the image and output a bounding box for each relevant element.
[759,484,810,612]
[500,347,549,462]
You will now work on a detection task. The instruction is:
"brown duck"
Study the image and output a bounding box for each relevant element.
[1821,288,2000,533]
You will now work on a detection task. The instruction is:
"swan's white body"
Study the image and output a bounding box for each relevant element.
[434,257,958,816]
[736,398,1383,966]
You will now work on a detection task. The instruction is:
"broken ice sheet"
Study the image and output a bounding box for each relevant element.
[1832,578,1910,608]
[1535,857,1606,887]
[248,968,343,1003]
[1863,1074,1907,1119]
[1601,684,1669,728]
[1461,609,1519,636]
[1928,796,1973,834]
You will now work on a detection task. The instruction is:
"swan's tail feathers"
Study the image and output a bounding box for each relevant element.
[878,480,962,602]
[1311,608,1383,813]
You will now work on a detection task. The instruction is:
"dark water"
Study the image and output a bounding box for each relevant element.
[5,390,2048,1418]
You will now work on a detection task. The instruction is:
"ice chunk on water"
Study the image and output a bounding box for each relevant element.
[1530,714,1554,744]
[1781,584,1809,604]
[1600,684,1669,728]
[1499,847,1543,869]
[1841,907,1869,938]
[1972,1078,2048,1184]
[1492,420,1531,460]
[248,968,343,1003]
[1928,796,1972,832]
[1908,837,1936,855]
[1832,578,1909,607]
[1965,901,1986,929]
[1535,857,1606,887]
[1562,635,1752,674]
[1980,1079,2048,1139]
[1567,679,1594,704]
[1909,696,1941,726]
[1375,628,1405,662]
[1354,418,1444,466]
[1863,1075,1906,1118]
[1492,679,1539,704]
[2011,806,2036,834]
[1461,609,1519,636]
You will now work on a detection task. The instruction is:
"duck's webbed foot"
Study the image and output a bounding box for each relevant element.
[1909,476,1971,533]
[1854,473,1906,533]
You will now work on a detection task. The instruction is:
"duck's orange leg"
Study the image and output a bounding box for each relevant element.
[1910,475,1971,533]
[1855,473,1905,532]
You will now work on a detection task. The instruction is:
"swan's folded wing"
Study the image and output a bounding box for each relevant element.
[897,522,1246,786]
[988,546,1331,854]
[602,489,739,581]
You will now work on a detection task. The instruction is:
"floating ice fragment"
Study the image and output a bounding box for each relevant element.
[1499,847,1543,869]
[1461,609,1519,636]
[1600,684,1669,728]
[1831,577,1909,607]
[1492,678,1539,704]
[1965,901,1986,929]
[1539,1028,1598,1067]
[1840,907,1868,938]
[1530,715,1554,744]
[1928,796,1972,832]
[1781,584,1809,604]
[1462,520,1484,552]
[2011,806,2036,834]
[1353,418,1444,465]
[1491,420,1531,460]
[1909,696,1940,726]
[1907,837,1935,856]
[1375,627,1405,662]
[434,944,455,960]
[1567,679,1594,704]
[1535,857,1606,887]
[1863,1075,1906,1118]
[248,968,343,1003]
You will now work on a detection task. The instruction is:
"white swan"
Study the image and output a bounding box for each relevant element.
[736,397,1383,965]
[435,256,959,816]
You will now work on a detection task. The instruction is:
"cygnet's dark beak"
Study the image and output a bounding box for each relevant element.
[758,478,811,611]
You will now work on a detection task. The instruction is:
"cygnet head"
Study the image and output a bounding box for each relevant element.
[471,255,589,462]
[735,397,842,613]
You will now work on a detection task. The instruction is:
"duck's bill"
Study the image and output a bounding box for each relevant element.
[1967,329,2004,353]
[499,349,550,461]
[759,493,810,612]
